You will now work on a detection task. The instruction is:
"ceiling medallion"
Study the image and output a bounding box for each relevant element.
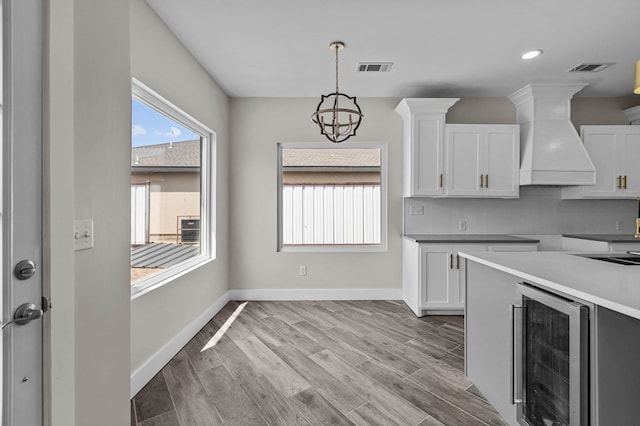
[311,41,364,143]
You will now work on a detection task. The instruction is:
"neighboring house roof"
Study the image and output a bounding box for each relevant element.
[282,148,380,168]
[131,243,199,268]
[132,139,200,168]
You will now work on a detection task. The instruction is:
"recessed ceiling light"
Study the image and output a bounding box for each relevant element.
[521,49,543,60]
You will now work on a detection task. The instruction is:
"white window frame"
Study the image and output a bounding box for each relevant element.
[277,141,388,253]
[131,79,216,298]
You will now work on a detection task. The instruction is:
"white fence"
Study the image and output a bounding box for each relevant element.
[282,185,381,245]
[131,184,149,245]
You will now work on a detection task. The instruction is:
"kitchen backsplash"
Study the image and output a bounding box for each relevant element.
[404,186,637,235]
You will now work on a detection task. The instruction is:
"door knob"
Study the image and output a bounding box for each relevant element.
[2,303,43,329]
[14,260,36,280]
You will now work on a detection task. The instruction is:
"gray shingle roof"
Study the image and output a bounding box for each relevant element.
[132,139,200,167]
[282,148,380,167]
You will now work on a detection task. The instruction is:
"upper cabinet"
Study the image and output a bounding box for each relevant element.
[395,98,520,198]
[562,126,640,199]
[395,98,459,197]
[446,125,520,198]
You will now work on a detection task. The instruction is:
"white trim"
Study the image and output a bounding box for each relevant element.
[130,290,231,398]
[228,288,402,301]
[130,78,217,298]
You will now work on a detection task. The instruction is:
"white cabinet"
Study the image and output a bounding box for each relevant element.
[445,124,520,198]
[403,240,537,316]
[395,98,520,198]
[395,98,460,197]
[562,126,640,199]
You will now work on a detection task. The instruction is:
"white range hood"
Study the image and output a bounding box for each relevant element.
[508,83,596,186]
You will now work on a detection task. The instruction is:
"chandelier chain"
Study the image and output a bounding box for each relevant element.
[335,45,339,94]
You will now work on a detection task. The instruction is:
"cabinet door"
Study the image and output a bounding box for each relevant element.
[465,261,519,424]
[421,246,455,310]
[484,126,519,198]
[451,244,487,308]
[446,126,482,196]
[411,115,445,196]
[620,129,640,196]
[581,127,621,197]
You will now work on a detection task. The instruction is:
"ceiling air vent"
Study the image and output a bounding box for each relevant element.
[357,62,393,72]
[567,62,615,73]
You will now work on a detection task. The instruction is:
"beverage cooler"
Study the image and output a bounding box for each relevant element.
[511,283,589,426]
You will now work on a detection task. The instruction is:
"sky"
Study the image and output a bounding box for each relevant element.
[131,99,199,147]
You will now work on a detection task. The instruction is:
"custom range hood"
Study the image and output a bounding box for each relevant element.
[508,83,596,186]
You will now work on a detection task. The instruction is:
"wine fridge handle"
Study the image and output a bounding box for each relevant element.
[510,304,525,405]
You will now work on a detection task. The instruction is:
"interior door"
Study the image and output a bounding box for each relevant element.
[2,0,44,424]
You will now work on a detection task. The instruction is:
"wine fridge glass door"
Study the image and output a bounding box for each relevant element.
[515,283,589,426]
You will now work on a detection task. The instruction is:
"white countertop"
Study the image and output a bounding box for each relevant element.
[459,251,640,320]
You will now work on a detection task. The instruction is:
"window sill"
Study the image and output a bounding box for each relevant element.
[131,255,214,300]
[278,244,387,253]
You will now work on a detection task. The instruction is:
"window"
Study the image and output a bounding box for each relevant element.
[278,142,387,252]
[131,79,215,297]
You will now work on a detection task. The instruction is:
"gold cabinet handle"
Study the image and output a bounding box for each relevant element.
[617,175,622,189]
[450,253,453,269]
[480,174,484,188]
[624,175,628,189]
[439,173,443,188]
[485,174,489,188]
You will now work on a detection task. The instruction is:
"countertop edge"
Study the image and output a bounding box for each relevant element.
[460,252,640,321]
[403,234,540,244]
[562,234,640,243]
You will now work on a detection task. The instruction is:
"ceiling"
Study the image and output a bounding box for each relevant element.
[146,0,640,99]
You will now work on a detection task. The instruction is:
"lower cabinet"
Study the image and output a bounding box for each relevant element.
[402,240,537,316]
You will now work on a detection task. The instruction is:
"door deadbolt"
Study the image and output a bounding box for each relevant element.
[14,260,36,280]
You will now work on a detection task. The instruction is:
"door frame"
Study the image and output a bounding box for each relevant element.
[2,0,45,424]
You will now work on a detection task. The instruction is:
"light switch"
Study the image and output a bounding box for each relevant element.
[74,219,94,251]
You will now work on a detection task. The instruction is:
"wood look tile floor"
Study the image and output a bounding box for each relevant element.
[131,301,506,426]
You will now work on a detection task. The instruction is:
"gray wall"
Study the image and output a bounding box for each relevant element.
[129,0,230,380]
[48,2,135,422]
[229,98,404,292]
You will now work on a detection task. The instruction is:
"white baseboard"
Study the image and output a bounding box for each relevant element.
[228,288,402,301]
[130,290,231,398]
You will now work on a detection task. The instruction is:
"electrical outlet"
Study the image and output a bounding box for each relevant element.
[458,221,467,231]
[409,205,424,215]
[616,220,624,231]
[299,265,307,276]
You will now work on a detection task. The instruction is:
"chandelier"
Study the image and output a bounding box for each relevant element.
[311,41,364,143]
